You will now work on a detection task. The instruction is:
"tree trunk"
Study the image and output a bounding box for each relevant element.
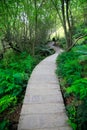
[83,6,87,26]
[33,0,38,56]
[69,8,74,34]
[66,0,73,47]
[61,0,69,48]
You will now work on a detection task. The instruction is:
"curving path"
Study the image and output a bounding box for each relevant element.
[18,48,72,130]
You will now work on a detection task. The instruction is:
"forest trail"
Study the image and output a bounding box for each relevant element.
[18,48,71,130]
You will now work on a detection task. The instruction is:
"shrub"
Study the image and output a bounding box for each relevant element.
[67,78,87,129]
[0,119,9,130]
[56,51,82,86]
[56,44,87,130]
[58,37,66,49]
[0,95,17,113]
[35,44,55,57]
[0,51,36,127]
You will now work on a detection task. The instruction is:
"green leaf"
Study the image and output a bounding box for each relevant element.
[0,95,17,113]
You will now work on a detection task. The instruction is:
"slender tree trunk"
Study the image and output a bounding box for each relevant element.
[51,0,73,49]
[1,39,5,53]
[61,0,69,48]
[69,8,74,34]
[51,0,68,48]
[66,0,73,47]
[35,3,38,45]
[83,6,87,26]
[51,0,64,26]
[32,0,38,56]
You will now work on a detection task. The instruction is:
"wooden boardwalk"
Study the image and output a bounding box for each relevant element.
[18,49,72,130]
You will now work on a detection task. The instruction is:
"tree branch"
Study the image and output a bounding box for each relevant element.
[67,34,87,51]
[51,0,63,26]
[9,42,21,53]
[38,0,45,9]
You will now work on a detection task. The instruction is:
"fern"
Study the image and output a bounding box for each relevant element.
[0,119,9,130]
[13,73,24,85]
[56,44,87,130]
[0,51,36,114]
[67,78,87,100]
[0,95,17,113]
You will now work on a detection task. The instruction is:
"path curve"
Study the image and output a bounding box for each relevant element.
[18,49,72,130]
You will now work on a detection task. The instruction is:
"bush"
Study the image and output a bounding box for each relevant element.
[0,51,36,129]
[58,37,66,49]
[56,44,87,130]
[56,51,82,85]
[0,95,17,113]
[0,119,9,130]
[73,24,86,39]
[35,43,55,57]
[67,78,87,130]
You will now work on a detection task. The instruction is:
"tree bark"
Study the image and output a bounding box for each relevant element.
[61,0,69,48]
[51,0,73,49]
[33,0,38,56]
[66,0,73,47]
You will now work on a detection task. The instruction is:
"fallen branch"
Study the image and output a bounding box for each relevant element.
[67,34,87,51]
[9,42,21,53]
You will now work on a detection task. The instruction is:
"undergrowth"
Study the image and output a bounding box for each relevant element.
[56,44,87,130]
[0,44,54,130]
[0,50,36,130]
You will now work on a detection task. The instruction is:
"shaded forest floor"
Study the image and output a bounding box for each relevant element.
[0,103,22,130]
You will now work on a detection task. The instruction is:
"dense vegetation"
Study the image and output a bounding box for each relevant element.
[56,41,87,130]
[0,0,87,130]
[1,0,87,54]
[0,45,54,130]
[0,50,37,130]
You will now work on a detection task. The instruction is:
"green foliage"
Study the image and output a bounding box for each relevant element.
[73,24,87,45]
[0,95,17,113]
[0,49,44,130]
[0,51,36,114]
[68,120,77,130]
[0,0,56,54]
[67,79,87,100]
[58,37,66,49]
[73,24,86,39]
[0,119,9,130]
[72,45,87,55]
[35,44,55,57]
[0,50,38,130]
[66,78,87,129]
[56,44,87,130]
[78,55,87,63]
[67,105,77,130]
[56,51,82,86]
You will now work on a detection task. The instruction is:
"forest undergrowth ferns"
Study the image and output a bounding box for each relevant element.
[56,44,87,130]
[0,51,36,130]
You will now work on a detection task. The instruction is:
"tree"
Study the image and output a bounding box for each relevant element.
[51,0,73,48]
[0,0,56,55]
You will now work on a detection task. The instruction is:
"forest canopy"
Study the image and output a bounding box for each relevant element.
[0,0,87,55]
